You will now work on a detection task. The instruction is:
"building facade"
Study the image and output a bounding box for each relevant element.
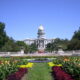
[23,25,54,51]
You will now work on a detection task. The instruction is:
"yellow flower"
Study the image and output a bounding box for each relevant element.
[19,65,26,68]
[5,61,10,64]
[48,62,62,67]
[26,63,34,68]
[19,63,34,68]
[27,63,33,65]
[48,62,55,67]
[56,64,62,66]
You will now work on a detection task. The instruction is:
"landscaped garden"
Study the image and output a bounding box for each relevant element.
[0,56,80,80]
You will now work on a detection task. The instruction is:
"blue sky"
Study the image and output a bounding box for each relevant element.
[0,0,80,40]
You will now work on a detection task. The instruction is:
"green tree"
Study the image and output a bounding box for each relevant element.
[72,27,80,40]
[1,38,19,52]
[16,41,30,53]
[24,44,30,53]
[46,43,52,52]
[29,43,38,53]
[0,22,9,49]
[46,38,69,52]
[16,41,26,48]
[67,39,80,50]
[67,27,80,50]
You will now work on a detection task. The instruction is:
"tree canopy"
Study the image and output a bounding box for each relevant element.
[46,38,69,52]
[72,27,80,40]
[0,22,9,49]
[67,27,80,50]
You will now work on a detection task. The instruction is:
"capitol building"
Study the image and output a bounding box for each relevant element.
[23,25,54,51]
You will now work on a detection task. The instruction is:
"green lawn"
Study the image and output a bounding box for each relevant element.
[25,63,53,80]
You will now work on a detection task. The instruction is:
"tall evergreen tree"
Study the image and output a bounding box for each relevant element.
[67,27,80,50]
[0,22,9,49]
[72,27,80,40]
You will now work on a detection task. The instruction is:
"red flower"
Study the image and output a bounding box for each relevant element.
[52,66,74,80]
[7,68,28,80]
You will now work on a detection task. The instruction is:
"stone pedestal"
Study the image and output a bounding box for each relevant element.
[20,49,24,54]
[58,49,64,54]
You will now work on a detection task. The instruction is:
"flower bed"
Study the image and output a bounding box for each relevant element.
[7,62,33,80]
[0,57,29,80]
[50,56,80,80]
[29,58,52,62]
[0,56,80,80]
[54,56,80,80]
[7,68,28,80]
[52,66,74,80]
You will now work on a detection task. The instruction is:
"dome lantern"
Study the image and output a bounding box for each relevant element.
[37,25,45,39]
[38,25,44,31]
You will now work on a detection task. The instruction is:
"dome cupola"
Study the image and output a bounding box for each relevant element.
[37,25,45,39]
[38,25,44,31]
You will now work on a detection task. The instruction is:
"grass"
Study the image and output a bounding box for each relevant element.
[25,63,53,80]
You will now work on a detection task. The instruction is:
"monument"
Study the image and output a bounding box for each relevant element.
[23,25,54,53]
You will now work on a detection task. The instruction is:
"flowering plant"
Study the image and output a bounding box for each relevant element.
[19,62,33,68]
[48,62,62,67]
[7,68,28,80]
[52,66,74,80]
